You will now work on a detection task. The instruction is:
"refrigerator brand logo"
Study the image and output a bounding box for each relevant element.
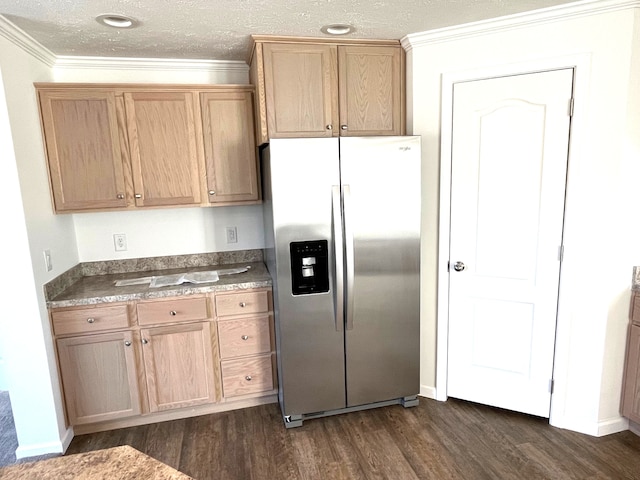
[399,147,412,151]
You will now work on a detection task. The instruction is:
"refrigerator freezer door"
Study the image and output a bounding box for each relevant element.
[340,136,421,407]
[263,138,347,416]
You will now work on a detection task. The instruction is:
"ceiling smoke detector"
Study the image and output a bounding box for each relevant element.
[321,24,354,35]
[96,14,138,29]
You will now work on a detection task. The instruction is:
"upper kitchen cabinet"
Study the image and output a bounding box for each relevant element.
[249,36,405,144]
[260,42,338,139]
[35,84,261,213]
[124,91,204,208]
[200,89,260,204]
[37,89,129,212]
[337,45,404,137]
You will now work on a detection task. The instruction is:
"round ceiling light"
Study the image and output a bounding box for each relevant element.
[321,24,354,36]
[96,14,138,29]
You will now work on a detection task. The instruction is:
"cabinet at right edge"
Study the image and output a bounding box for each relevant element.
[215,288,276,399]
[250,37,405,144]
[622,292,640,423]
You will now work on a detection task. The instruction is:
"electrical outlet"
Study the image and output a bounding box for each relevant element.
[226,226,238,244]
[113,233,127,251]
[43,249,52,272]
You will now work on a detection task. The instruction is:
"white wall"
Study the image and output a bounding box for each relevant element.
[74,205,265,261]
[406,3,640,435]
[0,35,76,456]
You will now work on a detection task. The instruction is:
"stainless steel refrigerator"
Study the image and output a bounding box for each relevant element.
[262,136,421,427]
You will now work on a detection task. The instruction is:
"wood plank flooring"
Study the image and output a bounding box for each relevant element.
[62,398,640,480]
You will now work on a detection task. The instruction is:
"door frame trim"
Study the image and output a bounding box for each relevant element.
[436,53,591,427]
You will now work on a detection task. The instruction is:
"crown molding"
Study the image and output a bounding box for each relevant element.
[0,15,56,66]
[53,55,249,73]
[0,14,249,73]
[402,0,640,51]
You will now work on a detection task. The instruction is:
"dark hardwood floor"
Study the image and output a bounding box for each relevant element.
[63,398,640,480]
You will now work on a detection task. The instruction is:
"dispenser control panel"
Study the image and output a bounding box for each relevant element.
[290,240,329,295]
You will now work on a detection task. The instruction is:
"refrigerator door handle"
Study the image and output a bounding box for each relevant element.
[332,185,344,332]
[343,184,355,331]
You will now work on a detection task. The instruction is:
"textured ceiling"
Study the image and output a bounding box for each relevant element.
[0,0,581,62]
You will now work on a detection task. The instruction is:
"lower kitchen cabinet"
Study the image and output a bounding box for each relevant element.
[51,287,275,433]
[140,321,217,412]
[56,330,142,425]
[215,289,276,400]
[622,324,640,423]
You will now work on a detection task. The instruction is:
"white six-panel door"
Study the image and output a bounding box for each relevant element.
[447,69,573,417]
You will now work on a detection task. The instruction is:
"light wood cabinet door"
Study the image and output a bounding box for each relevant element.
[140,321,217,412]
[38,90,128,212]
[56,330,141,425]
[622,324,640,423]
[124,91,204,207]
[338,45,404,136]
[262,43,338,138]
[200,91,259,204]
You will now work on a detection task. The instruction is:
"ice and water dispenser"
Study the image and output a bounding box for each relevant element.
[290,240,329,295]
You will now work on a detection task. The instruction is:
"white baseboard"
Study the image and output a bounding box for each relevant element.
[420,385,438,400]
[551,415,629,437]
[597,416,629,436]
[15,426,73,460]
[629,420,640,436]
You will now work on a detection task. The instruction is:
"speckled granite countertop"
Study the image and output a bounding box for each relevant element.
[0,445,192,479]
[46,250,272,309]
[633,266,640,290]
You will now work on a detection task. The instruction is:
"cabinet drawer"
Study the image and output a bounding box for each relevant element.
[137,297,209,326]
[215,290,269,316]
[221,354,273,397]
[632,294,640,325]
[52,304,130,336]
[218,314,271,359]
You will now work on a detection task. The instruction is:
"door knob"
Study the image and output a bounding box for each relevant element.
[453,261,466,272]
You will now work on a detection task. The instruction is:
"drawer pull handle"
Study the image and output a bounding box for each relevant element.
[124,340,132,347]
[241,335,249,340]
[86,318,95,324]
[169,310,177,316]
[142,338,149,345]
[245,375,252,381]
[239,302,246,307]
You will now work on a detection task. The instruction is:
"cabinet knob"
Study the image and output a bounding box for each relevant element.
[142,338,149,345]
[340,125,348,130]
[116,193,124,199]
[208,190,215,196]
[326,125,333,130]
[86,317,95,324]
[134,194,142,199]
[245,375,252,381]
[241,335,249,341]
[169,310,177,316]
[239,302,246,308]
[124,340,132,347]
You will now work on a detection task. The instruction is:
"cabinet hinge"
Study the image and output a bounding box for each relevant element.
[569,98,574,117]
[549,379,555,394]
[447,261,450,272]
